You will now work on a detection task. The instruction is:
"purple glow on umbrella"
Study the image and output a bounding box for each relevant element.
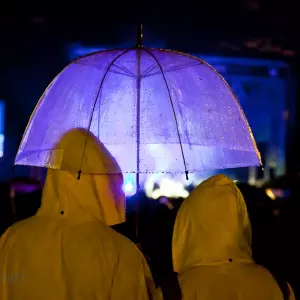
[15,48,260,173]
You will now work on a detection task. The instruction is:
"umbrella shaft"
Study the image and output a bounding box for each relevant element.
[135,48,141,240]
[136,48,141,188]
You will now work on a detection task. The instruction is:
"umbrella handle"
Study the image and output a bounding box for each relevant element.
[185,170,189,180]
[135,172,140,242]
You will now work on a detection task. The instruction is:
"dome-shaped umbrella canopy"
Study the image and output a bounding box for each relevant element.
[15,48,261,174]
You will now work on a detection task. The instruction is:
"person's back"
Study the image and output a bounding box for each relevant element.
[172,174,295,300]
[179,262,286,299]
[0,215,152,300]
[0,128,154,300]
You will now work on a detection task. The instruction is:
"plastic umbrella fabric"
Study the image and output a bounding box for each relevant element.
[15,42,261,177]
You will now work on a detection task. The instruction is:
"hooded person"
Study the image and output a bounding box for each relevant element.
[172,174,295,300]
[0,128,155,300]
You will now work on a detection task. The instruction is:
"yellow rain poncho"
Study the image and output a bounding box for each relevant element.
[0,128,155,300]
[172,174,295,300]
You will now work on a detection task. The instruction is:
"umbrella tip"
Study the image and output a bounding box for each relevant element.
[136,23,143,48]
[77,170,82,180]
[185,170,189,181]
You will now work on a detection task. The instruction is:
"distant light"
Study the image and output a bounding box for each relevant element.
[149,177,189,199]
[269,68,277,76]
[68,43,106,60]
[152,189,162,200]
[122,175,136,196]
[0,134,4,158]
[124,181,134,192]
[266,188,288,199]
[266,188,276,200]
[144,174,163,198]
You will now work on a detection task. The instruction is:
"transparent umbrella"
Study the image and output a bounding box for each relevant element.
[15,25,261,183]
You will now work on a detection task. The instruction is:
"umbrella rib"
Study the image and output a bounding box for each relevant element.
[78,48,133,178]
[143,48,189,178]
[112,64,136,77]
[143,62,201,78]
[142,64,158,77]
